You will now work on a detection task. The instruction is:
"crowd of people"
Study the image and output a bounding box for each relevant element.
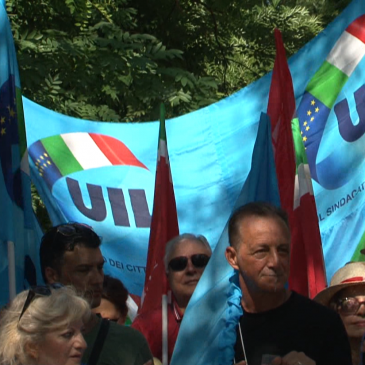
[1,202,365,365]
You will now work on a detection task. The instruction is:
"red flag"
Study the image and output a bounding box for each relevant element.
[139,104,180,314]
[267,29,326,298]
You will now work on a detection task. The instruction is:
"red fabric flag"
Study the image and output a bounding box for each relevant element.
[267,29,326,298]
[139,104,180,314]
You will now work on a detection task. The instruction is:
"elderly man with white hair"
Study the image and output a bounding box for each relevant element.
[132,233,212,363]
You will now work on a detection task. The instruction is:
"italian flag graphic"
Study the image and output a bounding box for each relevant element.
[28,133,147,189]
[268,29,326,298]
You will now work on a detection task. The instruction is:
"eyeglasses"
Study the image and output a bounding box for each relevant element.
[55,223,100,249]
[19,283,63,321]
[336,296,365,315]
[168,254,210,272]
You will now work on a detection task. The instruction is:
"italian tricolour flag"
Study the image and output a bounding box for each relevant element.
[291,118,327,298]
[28,132,147,190]
[268,29,326,299]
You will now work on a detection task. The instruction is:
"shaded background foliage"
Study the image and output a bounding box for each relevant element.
[7,0,351,121]
[5,0,351,226]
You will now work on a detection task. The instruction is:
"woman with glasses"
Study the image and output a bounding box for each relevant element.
[132,233,212,364]
[315,262,365,365]
[0,286,90,365]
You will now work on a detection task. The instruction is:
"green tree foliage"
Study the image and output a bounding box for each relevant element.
[7,0,351,121]
[132,0,351,95]
[6,0,351,228]
[6,0,219,122]
[31,184,52,232]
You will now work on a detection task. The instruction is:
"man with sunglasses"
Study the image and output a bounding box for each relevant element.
[315,262,365,365]
[225,202,352,365]
[40,223,153,365]
[132,233,212,363]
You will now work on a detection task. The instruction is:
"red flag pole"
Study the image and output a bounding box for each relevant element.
[138,104,179,364]
[139,103,179,314]
[267,29,326,298]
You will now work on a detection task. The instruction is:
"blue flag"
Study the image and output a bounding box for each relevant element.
[22,0,365,295]
[170,113,280,365]
[0,1,42,305]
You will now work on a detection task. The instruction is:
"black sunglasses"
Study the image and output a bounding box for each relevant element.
[57,223,94,237]
[168,254,210,272]
[336,296,365,316]
[19,283,63,321]
[55,223,100,248]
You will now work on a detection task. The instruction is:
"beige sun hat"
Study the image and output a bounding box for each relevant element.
[314,262,365,307]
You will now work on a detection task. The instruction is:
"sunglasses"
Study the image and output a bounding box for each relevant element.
[19,283,63,321]
[336,296,365,315]
[57,223,94,237]
[55,223,100,248]
[168,254,210,272]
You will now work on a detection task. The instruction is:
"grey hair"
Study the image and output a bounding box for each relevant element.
[0,286,90,365]
[164,233,212,271]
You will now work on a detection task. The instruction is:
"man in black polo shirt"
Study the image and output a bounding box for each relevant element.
[225,202,352,365]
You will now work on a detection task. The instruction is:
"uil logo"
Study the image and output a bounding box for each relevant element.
[297,14,365,190]
[29,132,152,228]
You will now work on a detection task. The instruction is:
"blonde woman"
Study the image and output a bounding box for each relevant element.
[0,285,90,365]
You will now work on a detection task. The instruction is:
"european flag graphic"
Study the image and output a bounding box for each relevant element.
[29,140,62,190]
[297,92,331,182]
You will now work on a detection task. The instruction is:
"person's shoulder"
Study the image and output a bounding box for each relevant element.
[290,291,342,323]
[132,307,163,325]
[108,321,148,340]
[291,291,328,310]
[98,321,153,364]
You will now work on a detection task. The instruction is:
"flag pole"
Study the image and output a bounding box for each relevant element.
[162,294,168,365]
[7,240,16,300]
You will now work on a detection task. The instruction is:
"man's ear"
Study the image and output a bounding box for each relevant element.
[225,246,239,271]
[44,266,60,284]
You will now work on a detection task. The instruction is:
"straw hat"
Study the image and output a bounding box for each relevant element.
[314,262,365,307]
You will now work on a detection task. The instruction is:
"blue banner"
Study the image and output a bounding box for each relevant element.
[23,0,365,295]
[171,112,280,365]
[0,0,42,306]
